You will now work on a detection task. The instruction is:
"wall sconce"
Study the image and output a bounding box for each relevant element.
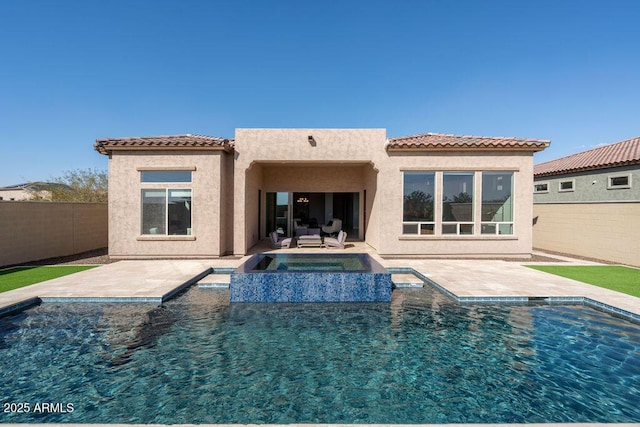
[308,135,316,146]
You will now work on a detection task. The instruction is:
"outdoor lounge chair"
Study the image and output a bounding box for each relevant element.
[294,219,308,237]
[321,218,342,236]
[270,231,292,249]
[324,230,347,249]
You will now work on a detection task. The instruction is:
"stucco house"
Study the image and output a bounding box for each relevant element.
[0,182,57,201]
[94,128,549,259]
[533,136,640,266]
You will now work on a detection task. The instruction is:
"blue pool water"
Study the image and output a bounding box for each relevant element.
[1,285,639,424]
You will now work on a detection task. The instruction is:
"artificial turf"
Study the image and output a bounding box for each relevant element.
[0,265,97,293]
[526,265,640,298]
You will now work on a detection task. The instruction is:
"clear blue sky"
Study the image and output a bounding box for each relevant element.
[1,0,639,186]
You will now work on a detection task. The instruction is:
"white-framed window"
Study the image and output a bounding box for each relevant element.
[141,189,192,235]
[402,170,516,237]
[558,179,575,192]
[402,171,435,234]
[402,171,436,234]
[608,174,631,189]
[534,182,549,193]
[442,172,474,235]
[481,172,514,235]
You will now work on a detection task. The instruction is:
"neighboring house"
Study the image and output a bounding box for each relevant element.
[533,136,640,266]
[94,129,549,259]
[0,182,56,201]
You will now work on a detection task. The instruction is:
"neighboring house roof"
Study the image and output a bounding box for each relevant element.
[386,132,550,152]
[94,134,233,155]
[0,182,70,201]
[0,182,67,191]
[534,136,640,177]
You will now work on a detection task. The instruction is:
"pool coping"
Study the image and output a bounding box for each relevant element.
[0,257,639,323]
[387,267,640,324]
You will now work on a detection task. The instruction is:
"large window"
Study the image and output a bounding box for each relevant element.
[402,170,517,237]
[141,189,192,235]
[402,172,435,234]
[442,172,474,234]
[141,170,192,183]
[481,172,514,235]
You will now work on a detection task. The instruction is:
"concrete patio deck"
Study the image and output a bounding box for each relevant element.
[0,242,638,323]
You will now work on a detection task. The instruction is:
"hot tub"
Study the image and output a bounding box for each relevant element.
[230,253,392,302]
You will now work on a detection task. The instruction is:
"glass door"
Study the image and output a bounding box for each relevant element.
[266,192,290,237]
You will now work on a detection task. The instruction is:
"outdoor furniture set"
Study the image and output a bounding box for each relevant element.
[270,219,348,249]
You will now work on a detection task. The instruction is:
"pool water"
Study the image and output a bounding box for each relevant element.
[1,286,639,424]
[249,253,371,271]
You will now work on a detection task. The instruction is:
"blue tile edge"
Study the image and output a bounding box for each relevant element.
[583,297,640,324]
[162,267,214,302]
[212,267,235,274]
[0,267,219,316]
[198,283,230,289]
[391,267,640,325]
[40,296,162,303]
[388,267,459,301]
[0,297,41,319]
[387,267,424,288]
[197,267,232,289]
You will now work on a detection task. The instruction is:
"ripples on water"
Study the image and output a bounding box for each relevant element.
[1,286,639,423]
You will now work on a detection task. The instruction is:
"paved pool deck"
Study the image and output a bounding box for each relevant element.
[0,243,638,322]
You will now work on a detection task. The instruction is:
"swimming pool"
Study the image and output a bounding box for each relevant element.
[1,286,639,423]
[231,253,392,302]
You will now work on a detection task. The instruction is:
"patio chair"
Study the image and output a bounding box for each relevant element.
[324,230,347,249]
[321,218,342,236]
[270,231,292,249]
[294,219,308,237]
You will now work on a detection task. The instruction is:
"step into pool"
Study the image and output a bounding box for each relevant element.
[230,253,392,302]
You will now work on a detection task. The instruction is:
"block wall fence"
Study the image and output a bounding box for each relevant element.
[533,202,640,267]
[0,202,107,267]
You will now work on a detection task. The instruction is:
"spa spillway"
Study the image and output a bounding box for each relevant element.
[230,253,392,302]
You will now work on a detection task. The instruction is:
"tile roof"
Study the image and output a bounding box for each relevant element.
[534,136,640,177]
[386,132,550,152]
[0,182,66,191]
[94,134,233,155]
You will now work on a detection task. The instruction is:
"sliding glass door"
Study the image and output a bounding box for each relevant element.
[266,192,290,237]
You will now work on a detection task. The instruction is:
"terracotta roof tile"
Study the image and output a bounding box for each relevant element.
[534,136,640,177]
[94,134,232,155]
[387,132,550,152]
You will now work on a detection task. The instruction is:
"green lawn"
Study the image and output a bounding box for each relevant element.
[526,265,640,298]
[0,265,97,293]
